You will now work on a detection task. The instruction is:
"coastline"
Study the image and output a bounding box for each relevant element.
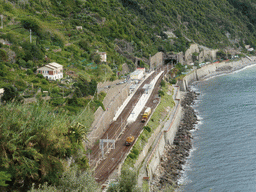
[151,56,256,191]
[199,56,256,82]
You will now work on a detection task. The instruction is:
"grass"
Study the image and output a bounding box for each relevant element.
[142,180,150,192]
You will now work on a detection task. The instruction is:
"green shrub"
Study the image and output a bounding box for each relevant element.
[31,79,39,83]
[15,80,27,91]
[143,126,151,133]
[51,87,60,94]
[41,79,48,85]
[26,60,34,68]
[170,79,176,84]
[158,90,165,97]
[160,80,166,87]
[50,98,66,106]
[21,17,42,36]
[91,100,105,111]
[26,69,33,75]
[0,49,8,61]
[131,148,139,156]
[37,74,44,79]
[128,153,136,159]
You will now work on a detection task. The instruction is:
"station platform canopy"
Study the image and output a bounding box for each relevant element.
[142,84,153,94]
[142,84,153,90]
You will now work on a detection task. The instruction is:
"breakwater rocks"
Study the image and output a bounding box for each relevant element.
[151,90,199,191]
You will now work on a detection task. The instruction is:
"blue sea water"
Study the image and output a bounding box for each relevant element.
[180,64,256,192]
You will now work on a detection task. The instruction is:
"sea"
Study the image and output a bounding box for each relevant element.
[179,64,256,192]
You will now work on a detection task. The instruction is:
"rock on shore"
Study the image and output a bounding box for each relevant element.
[151,90,199,191]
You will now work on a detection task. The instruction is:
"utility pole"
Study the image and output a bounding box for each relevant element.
[30,29,32,43]
[96,88,98,100]
[149,54,151,72]
[107,134,108,149]
[0,15,3,29]
[104,68,106,83]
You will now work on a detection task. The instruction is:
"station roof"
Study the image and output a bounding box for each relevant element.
[142,84,153,90]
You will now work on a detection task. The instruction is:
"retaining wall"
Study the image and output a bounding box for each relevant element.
[150,52,164,68]
[146,101,182,180]
[88,83,130,146]
[177,61,234,91]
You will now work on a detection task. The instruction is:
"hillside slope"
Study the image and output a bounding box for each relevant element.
[1,0,256,191]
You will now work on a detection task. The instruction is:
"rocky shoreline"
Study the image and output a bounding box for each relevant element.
[151,90,199,191]
[150,57,256,191]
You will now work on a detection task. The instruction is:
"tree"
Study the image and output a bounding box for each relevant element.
[0,103,90,191]
[0,49,8,61]
[1,85,19,103]
[108,166,140,192]
[28,166,99,192]
[78,40,91,53]
[88,79,97,96]
[57,166,99,192]
[0,171,11,187]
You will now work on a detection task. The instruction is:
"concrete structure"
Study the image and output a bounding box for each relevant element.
[136,68,145,73]
[37,62,63,80]
[129,84,137,95]
[184,43,200,64]
[127,72,163,124]
[150,52,164,69]
[113,72,154,122]
[177,56,256,92]
[184,44,218,65]
[89,82,130,146]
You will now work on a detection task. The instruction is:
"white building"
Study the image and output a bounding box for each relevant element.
[0,88,4,96]
[37,62,63,80]
[130,68,145,80]
[96,50,107,62]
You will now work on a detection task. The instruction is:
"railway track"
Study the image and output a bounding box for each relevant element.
[89,67,168,184]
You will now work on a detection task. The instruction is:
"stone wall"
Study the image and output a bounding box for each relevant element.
[183,43,218,65]
[184,44,200,64]
[88,83,130,146]
[176,52,185,65]
[177,61,230,91]
[146,101,182,180]
[199,49,217,63]
[150,52,164,69]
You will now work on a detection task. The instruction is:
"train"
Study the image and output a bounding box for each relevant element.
[141,107,151,122]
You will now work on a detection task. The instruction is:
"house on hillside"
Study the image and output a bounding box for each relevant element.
[245,45,254,52]
[96,50,107,62]
[37,62,63,80]
[76,26,83,30]
[0,88,4,97]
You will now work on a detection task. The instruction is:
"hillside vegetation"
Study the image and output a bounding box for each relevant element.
[1,0,256,191]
